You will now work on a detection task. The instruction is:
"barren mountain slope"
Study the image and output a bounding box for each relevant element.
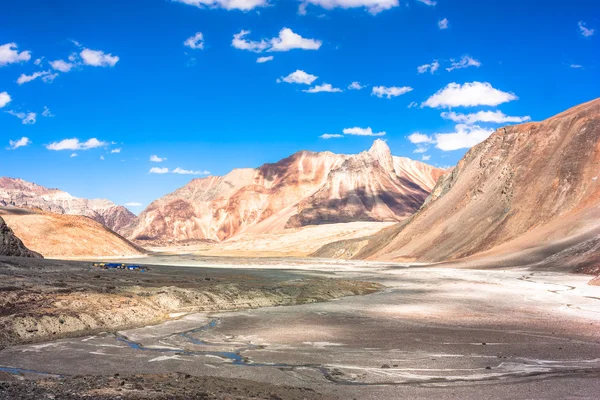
[0,207,145,258]
[0,177,136,233]
[0,215,41,258]
[127,141,445,243]
[362,98,600,262]
[287,140,441,227]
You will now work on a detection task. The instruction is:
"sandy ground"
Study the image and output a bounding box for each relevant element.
[139,222,394,258]
[1,256,599,399]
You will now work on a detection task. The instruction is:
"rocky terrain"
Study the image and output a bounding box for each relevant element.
[0,207,144,258]
[126,140,444,243]
[0,216,41,258]
[0,373,324,400]
[0,256,380,347]
[315,98,600,270]
[0,177,136,233]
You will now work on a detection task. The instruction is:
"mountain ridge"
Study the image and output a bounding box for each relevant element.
[0,177,136,233]
[125,140,446,243]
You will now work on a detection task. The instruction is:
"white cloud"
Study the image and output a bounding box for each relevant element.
[257,56,274,63]
[47,138,108,151]
[80,48,119,67]
[421,154,431,161]
[124,202,143,207]
[184,32,205,49]
[348,81,365,90]
[150,155,166,162]
[300,0,399,15]
[111,148,122,154]
[343,127,386,136]
[446,55,481,72]
[17,71,53,85]
[423,82,518,108]
[371,85,413,99]
[172,167,210,175]
[409,124,496,152]
[269,28,322,51]
[438,18,449,29]
[34,58,43,66]
[434,124,494,151]
[232,30,269,52]
[320,133,344,139]
[100,155,105,160]
[232,28,321,53]
[417,60,439,74]
[303,83,342,93]
[70,153,78,158]
[42,73,58,83]
[278,70,318,84]
[8,137,31,150]
[50,59,74,72]
[417,0,436,5]
[172,0,268,10]
[408,132,435,144]
[0,92,11,108]
[0,43,31,66]
[408,101,418,108]
[149,167,169,174]
[441,110,531,124]
[42,106,54,117]
[6,111,36,125]
[570,64,583,69]
[579,21,595,37]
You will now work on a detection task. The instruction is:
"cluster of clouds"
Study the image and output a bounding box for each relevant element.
[1,40,120,139]
[406,81,530,153]
[149,155,209,176]
[173,0,442,16]
[3,0,596,170]
[276,69,413,97]
[6,135,120,157]
[320,80,528,151]
[1,99,53,126]
[417,55,480,74]
[3,41,119,89]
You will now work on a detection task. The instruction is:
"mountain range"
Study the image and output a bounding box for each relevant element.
[0,177,136,233]
[2,98,599,270]
[125,140,445,243]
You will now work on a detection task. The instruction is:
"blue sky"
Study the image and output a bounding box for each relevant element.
[1,0,598,212]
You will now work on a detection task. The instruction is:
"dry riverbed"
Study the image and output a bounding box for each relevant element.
[1,255,600,399]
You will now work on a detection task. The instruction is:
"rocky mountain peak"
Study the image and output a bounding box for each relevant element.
[367,139,395,173]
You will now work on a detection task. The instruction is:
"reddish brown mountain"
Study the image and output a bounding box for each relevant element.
[356,98,600,264]
[0,207,144,258]
[0,177,136,233]
[287,140,445,227]
[126,140,445,243]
